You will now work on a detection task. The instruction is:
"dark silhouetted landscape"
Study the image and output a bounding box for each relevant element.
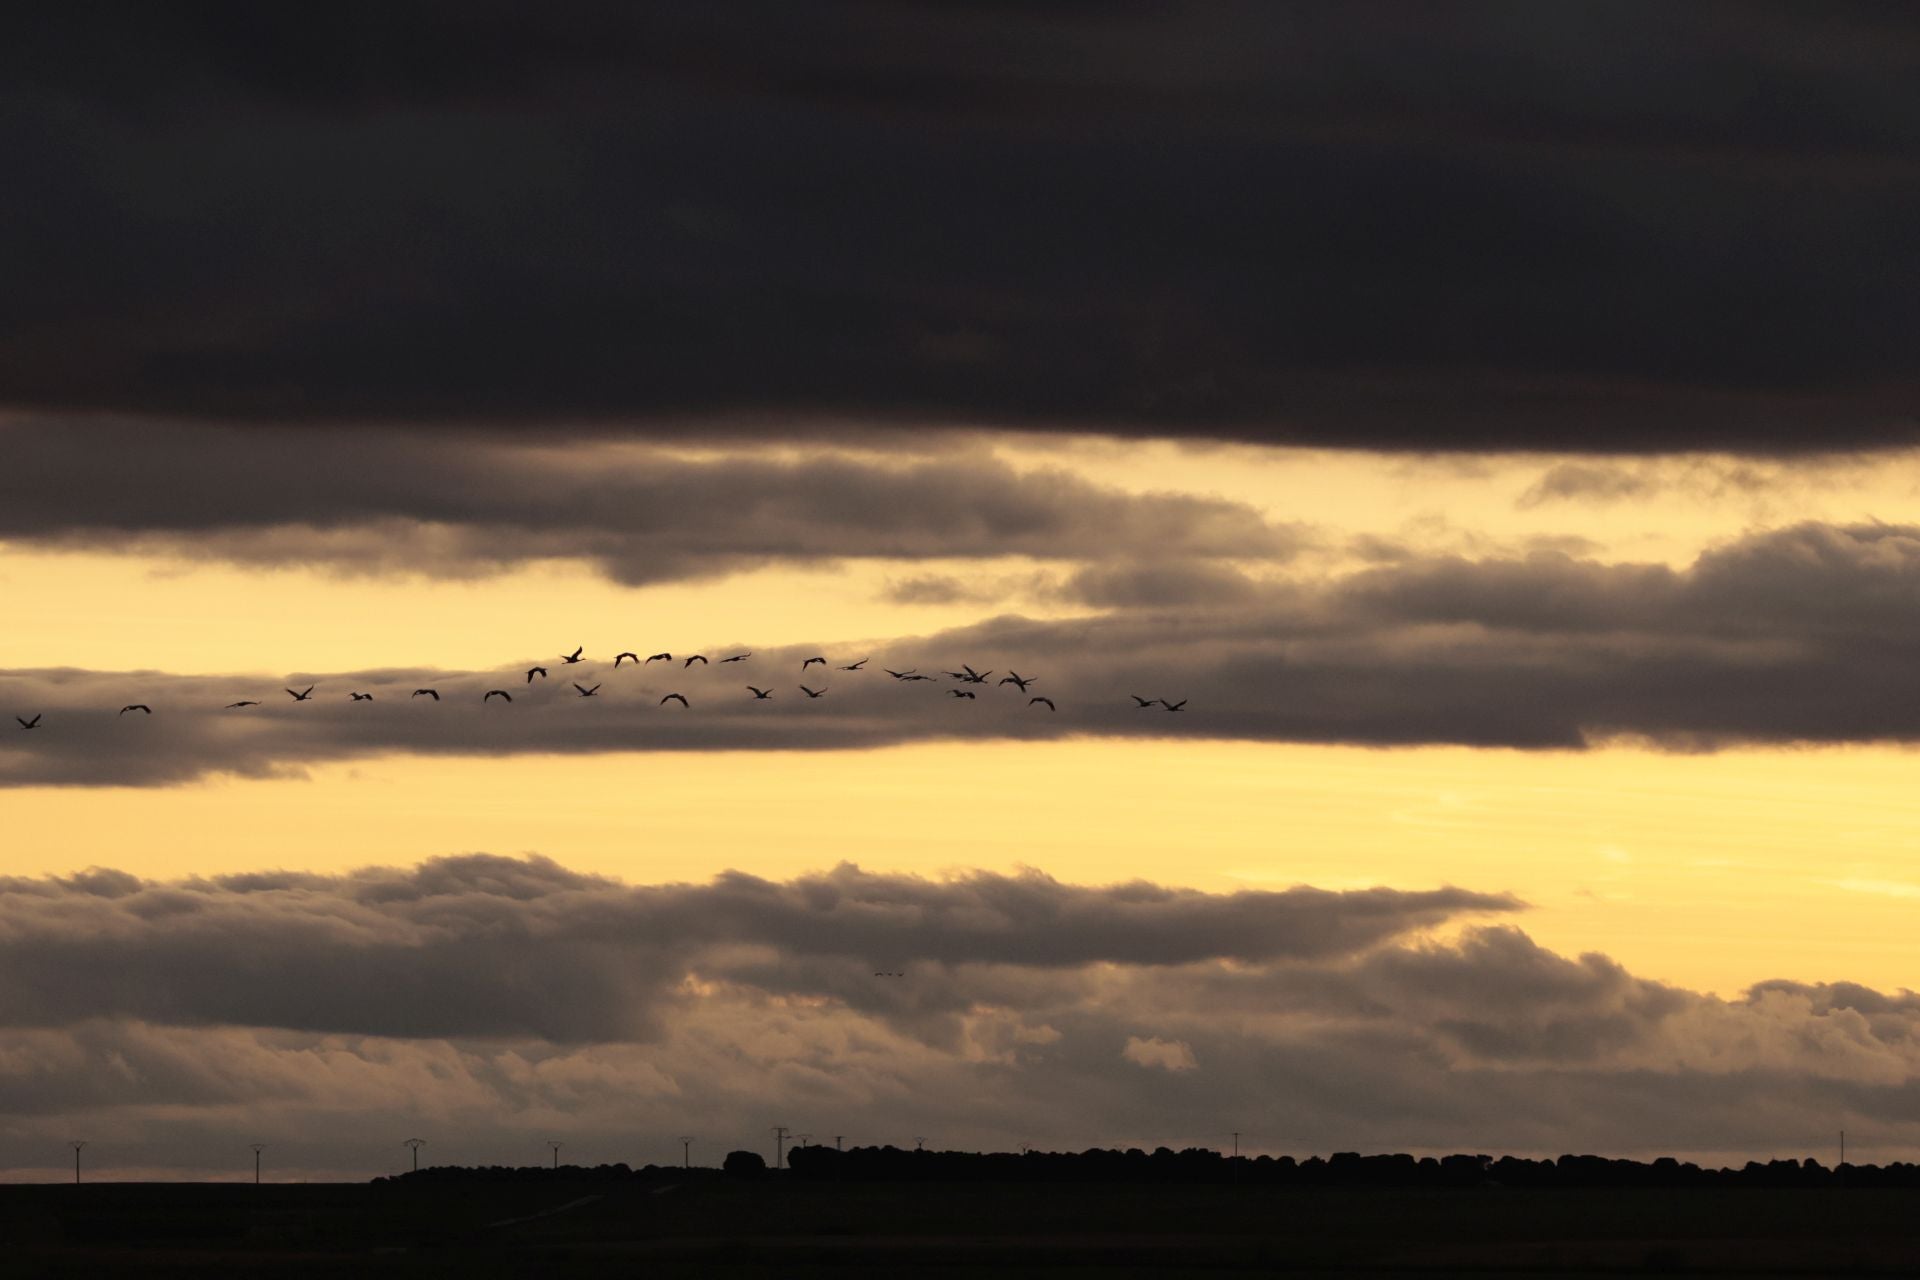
[11,1148,1920,1276]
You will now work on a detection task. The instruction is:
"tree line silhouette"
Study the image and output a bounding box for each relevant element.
[378,1145,1917,1189]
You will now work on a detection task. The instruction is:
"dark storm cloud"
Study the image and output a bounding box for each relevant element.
[0,421,1295,582]
[4,3,1919,451]
[2,855,1919,1172]
[0,856,1512,1040]
[10,519,1920,781]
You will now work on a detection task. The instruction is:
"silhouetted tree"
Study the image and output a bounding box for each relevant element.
[724,1149,768,1177]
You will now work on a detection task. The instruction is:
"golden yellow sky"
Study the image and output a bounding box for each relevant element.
[10,740,1920,996]
[8,440,1920,999]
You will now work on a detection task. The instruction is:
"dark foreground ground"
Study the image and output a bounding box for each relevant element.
[4,1175,1918,1277]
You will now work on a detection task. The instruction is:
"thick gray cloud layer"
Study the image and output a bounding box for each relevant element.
[0,857,1514,1042]
[0,422,1296,584]
[2,855,1918,1176]
[3,4,1918,451]
[8,521,1920,783]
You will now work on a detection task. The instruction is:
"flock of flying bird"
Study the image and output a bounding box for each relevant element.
[10,646,1190,728]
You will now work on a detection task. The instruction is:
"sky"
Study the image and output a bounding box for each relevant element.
[6,2,1920,1181]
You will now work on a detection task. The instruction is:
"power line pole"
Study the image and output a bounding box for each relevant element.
[403,1137,425,1174]
[914,1136,925,1151]
[679,1136,693,1169]
[1231,1131,1240,1158]
[70,1141,86,1185]
[548,1141,563,1170]
[251,1144,265,1185]
[771,1126,790,1169]
[834,1135,844,1152]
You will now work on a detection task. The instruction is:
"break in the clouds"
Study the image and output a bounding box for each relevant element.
[5,3,1920,452]
[4,855,1919,1177]
[0,422,1298,584]
[11,520,1920,783]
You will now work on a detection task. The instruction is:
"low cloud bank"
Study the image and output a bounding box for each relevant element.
[0,855,1915,1177]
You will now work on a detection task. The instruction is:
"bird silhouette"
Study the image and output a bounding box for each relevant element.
[719,653,751,663]
[646,653,672,664]
[1131,695,1157,708]
[614,652,640,667]
[839,658,868,671]
[483,690,512,702]
[684,654,709,667]
[747,686,773,699]
[1162,699,1187,711]
[885,668,916,679]
[660,693,690,707]
[562,646,585,664]
[526,666,548,682]
[963,667,992,683]
[574,683,601,697]
[1029,696,1055,711]
[286,686,315,701]
[16,714,40,729]
[799,685,826,698]
[351,692,374,701]
[412,689,440,701]
[1000,672,1034,691]
[226,700,260,709]
[902,673,937,681]
[119,704,151,715]
[801,656,827,670]
[949,689,976,699]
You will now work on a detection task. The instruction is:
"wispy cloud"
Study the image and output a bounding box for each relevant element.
[12,522,1920,783]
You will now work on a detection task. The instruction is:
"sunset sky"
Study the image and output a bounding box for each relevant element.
[7,3,1920,1181]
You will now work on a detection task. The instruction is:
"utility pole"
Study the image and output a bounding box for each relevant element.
[679,1136,693,1169]
[403,1137,425,1173]
[914,1136,925,1151]
[548,1141,563,1170]
[771,1126,790,1169]
[251,1144,265,1185]
[1232,1131,1240,1158]
[834,1136,844,1152]
[70,1141,86,1185]
[796,1133,812,1152]
[1841,1129,1847,1175]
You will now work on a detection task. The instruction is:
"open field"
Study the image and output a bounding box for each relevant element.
[4,1175,1920,1276]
